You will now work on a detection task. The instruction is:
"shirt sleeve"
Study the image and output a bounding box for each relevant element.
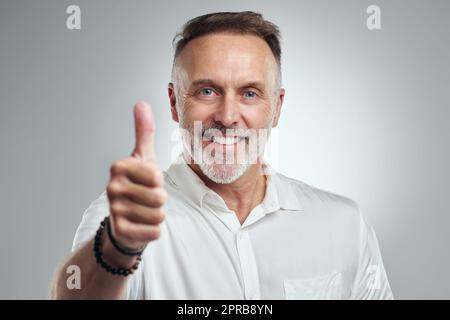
[72,191,145,300]
[350,207,394,300]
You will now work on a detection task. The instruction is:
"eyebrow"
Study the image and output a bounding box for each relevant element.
[190,79,216,87]
[189,78,266,91]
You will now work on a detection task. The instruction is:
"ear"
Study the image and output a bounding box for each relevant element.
[272,88,285,128]
[168,82,179,123]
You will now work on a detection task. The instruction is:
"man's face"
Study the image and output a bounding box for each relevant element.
[169,33,284,183]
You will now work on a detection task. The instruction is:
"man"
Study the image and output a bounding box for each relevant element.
[52,11,393,299]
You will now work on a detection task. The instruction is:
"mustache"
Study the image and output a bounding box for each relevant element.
[201,123,250,139]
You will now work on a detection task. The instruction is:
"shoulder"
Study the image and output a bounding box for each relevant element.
[274,171,362,221]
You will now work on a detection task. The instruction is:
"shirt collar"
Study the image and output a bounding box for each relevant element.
[165,154,213,208]
[165,154,303,213]
[262,165,303,212]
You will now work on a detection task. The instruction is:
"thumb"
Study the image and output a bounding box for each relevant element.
[132,101,156,162]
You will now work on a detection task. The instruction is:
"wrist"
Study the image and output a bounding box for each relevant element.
[101,231,139,269]
[93,217,142,275]
[107,218,147,256]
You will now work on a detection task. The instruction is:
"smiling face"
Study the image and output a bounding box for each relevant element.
[169,32,285,184]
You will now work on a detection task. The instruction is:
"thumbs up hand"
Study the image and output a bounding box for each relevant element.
[106,101,167,251]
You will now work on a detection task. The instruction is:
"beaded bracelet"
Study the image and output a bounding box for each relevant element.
[93,216,142,276]
[106,217,147,256]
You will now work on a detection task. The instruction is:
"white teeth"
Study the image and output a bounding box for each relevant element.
[212,136,243,145]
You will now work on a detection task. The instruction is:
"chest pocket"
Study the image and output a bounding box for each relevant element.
[284,271,343,300]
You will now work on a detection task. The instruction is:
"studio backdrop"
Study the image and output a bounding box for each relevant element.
[0,0,449,299]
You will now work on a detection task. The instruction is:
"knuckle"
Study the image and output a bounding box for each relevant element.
[107,179,122,196]
[143,162,160,182]
[152,188,167,207]
[109,199,126,216]
[150,226,161,240]
[153,170,164,186]
[153,208,165,224]
[110,160,127,176]
[108,177,130,197]
[159,188,168,202]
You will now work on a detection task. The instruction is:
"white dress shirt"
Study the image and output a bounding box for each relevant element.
[72,156,393,300]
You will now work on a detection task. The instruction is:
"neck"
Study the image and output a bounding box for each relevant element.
[188,161,267,225]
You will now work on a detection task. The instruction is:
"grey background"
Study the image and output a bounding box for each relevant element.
[1,0,449,299]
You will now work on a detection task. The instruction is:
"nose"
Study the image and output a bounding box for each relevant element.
[213,94,240,127]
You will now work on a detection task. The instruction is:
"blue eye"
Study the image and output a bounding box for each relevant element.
[244,90,257,98]
[199,88,214,96]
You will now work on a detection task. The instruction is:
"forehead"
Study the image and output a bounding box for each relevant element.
[177,33,277,85]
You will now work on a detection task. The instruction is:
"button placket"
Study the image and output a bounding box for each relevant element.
[235,228,260,300]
